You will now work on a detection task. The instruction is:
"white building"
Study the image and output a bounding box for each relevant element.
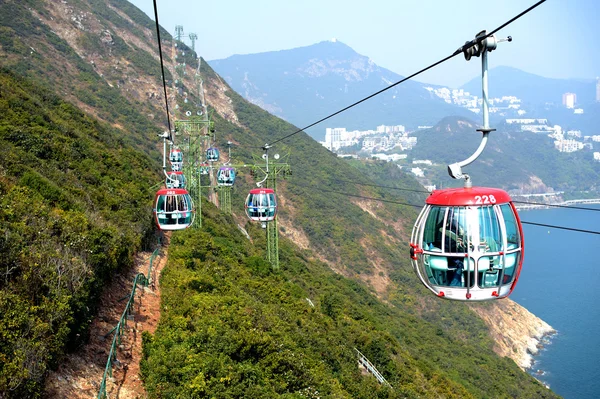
[372,153,407,162]
[411,167,425,177]
[506,118,548,124]
[324,127,346,151]
[554,139,584,153]
[562,92,576,109]
[412,159,433,165]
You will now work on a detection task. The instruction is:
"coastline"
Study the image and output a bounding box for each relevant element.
[514,198,600,211]
[470,299,556,370]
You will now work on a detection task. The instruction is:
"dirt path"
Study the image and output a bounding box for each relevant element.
[44,234,170,399]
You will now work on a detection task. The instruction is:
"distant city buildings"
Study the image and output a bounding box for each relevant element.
[424,86,522,115]
[504,118,594,153]
[562,92,576,109]
[322,124,415,153]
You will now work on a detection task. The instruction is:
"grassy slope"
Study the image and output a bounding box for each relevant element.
[141,201,558,398]
[0,68,159,397]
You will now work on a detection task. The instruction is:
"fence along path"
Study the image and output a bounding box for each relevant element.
[43,236,167,398]
[96,238,164,399]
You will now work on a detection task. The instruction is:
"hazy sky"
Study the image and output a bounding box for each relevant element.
[129,0,599,88]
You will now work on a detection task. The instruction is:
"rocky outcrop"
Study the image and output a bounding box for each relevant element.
[471,299,555,369]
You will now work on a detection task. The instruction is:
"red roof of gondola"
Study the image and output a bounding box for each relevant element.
[425,187,513,206]
[155,188,189,196]
[249,188,275,195]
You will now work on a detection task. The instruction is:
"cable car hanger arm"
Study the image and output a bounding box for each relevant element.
[448,29,512,186]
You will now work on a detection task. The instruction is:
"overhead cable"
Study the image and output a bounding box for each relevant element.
[520,221,600,236]
[152,0,173,141]
[512,200,600,212]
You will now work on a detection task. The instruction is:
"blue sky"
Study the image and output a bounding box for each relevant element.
[129,0,599,88]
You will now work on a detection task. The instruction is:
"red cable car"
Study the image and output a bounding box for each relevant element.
[154,188,195,230]
[410,187,524,301]
[409,36,525,301]
[245,188,277,222]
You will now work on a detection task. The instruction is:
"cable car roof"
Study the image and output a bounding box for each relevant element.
[426,187,513,206]
[249,188,275,195]
[156,188,189,195]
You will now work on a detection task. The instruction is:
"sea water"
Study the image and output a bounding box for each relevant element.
[511,205,600,399]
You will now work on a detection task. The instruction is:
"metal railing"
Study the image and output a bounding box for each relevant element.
[354,348,392,388]
[97,245,161,399]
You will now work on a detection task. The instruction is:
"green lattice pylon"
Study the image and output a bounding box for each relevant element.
[266,217,279,270]
[216,186,232,214]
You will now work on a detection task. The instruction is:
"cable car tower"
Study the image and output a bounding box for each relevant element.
[410,31,524,301]
[246,146,291,270]
[215,141,236,214]
[171,26,213,228]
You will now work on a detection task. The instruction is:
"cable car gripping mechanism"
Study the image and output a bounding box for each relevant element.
[448,30,511,187]
[256,144,271,187]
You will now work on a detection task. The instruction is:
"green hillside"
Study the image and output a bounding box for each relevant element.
[141,202,556,398]
[0,68,158,396]
[0,0,562,397]
[409,116,600,195]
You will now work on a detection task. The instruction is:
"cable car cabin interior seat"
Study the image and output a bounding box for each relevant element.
[410,187,524,301]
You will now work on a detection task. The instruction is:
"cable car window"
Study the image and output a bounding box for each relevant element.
[268,193,276,217]
[157,196,166,213]
[422,206,444,251]
[444,207,467,253]
[259,195,267,207]
[477,206,502,253]
[500,204,520,248]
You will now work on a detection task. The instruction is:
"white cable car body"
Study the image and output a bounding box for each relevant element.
[217,166,236,186]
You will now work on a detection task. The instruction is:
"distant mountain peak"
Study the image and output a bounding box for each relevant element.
[209,41,472,136]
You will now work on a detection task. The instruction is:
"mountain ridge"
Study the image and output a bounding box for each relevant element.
[209,39,473,139]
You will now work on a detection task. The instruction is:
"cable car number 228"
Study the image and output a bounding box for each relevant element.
[474,195,497,204]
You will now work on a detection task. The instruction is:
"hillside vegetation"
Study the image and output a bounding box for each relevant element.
[409,116,600,195]
[0,68,158,396]
[141,202,557,398]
